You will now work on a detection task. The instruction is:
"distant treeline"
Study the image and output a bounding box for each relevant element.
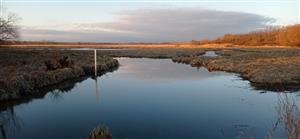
[1,41,118,45]
[193,24,300,47]
[0,40,174,46]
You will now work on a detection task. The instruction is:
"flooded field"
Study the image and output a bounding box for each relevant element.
[1,58,298,139]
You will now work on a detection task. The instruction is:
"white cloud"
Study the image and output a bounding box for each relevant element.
[20,8,274,42]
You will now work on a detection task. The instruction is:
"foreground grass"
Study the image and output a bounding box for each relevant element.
[88,125,112,139]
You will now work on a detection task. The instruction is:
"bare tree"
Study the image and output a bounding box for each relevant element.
[0,12,19,44]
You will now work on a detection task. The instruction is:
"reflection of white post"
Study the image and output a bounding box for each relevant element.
[94,49,97,76]
[95,78,100,102]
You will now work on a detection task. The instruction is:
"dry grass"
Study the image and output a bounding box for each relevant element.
[236,94,300,139]
[173,48,300,91]
[275,95,300,139]
[88,125,112,139]
[1,46,299,101]
[0,48,118,101]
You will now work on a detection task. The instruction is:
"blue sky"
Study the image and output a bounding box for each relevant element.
[1,0,299,42]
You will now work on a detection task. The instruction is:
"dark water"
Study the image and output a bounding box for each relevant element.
[1,58,299,139]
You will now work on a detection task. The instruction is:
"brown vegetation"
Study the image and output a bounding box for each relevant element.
[193,24,300,47]
[88,125,112,139]
[0,48,118,101]
[275,95,300,139]
[172,48,300,91]
[0,46,299,102]
[237,94,300,139]
[0,47,203,101]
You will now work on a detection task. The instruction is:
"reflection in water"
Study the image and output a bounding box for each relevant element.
[0,77,89,138]
[1,58,300,139]
[49,90,64,102]
[274,94,300,139]
[95,78,100,102]
[90,98,300,139]
[45,76,90,103]
[0,75,103,139]
[203,51,218,57]
[238,94,300,139]
[117,58,230,81]
[251,82,300,93]
[0,107,20,139]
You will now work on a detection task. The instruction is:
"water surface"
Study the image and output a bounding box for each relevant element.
[203,51,218,57]
[1,58,298,139]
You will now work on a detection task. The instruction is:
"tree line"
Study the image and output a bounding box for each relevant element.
[193,24,300,47]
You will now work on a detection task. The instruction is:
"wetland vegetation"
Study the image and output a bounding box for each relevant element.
[0,48,118,101]
[0,47,299,139]
[173,48,300,91]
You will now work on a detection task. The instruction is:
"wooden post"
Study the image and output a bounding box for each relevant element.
[94,49,97,76]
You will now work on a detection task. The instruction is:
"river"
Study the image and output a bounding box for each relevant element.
[1,58,298,139]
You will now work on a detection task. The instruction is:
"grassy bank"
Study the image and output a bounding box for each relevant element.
[173,48,300,91]
[57,46,300,91]
[0,48,119,101]
[0,46,299,100]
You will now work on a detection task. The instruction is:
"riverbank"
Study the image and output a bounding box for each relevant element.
[173,48,300,91]
[0,46,299,99]
[68,46,300,91]
[0,48,119,101]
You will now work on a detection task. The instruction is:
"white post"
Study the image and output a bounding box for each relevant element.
[94,49,99,102]
[94,49,97,76]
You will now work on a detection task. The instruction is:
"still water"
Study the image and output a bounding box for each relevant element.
[2,58,299,139]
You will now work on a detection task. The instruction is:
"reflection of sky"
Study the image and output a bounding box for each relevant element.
[116,58,231,81]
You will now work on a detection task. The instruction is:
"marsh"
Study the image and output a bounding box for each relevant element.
[1,58,298,139]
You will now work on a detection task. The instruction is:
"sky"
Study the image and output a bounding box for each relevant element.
[1,0,299,42]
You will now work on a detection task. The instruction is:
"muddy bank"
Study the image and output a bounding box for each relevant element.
[0,49,119,101]
[172,48,300,91]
